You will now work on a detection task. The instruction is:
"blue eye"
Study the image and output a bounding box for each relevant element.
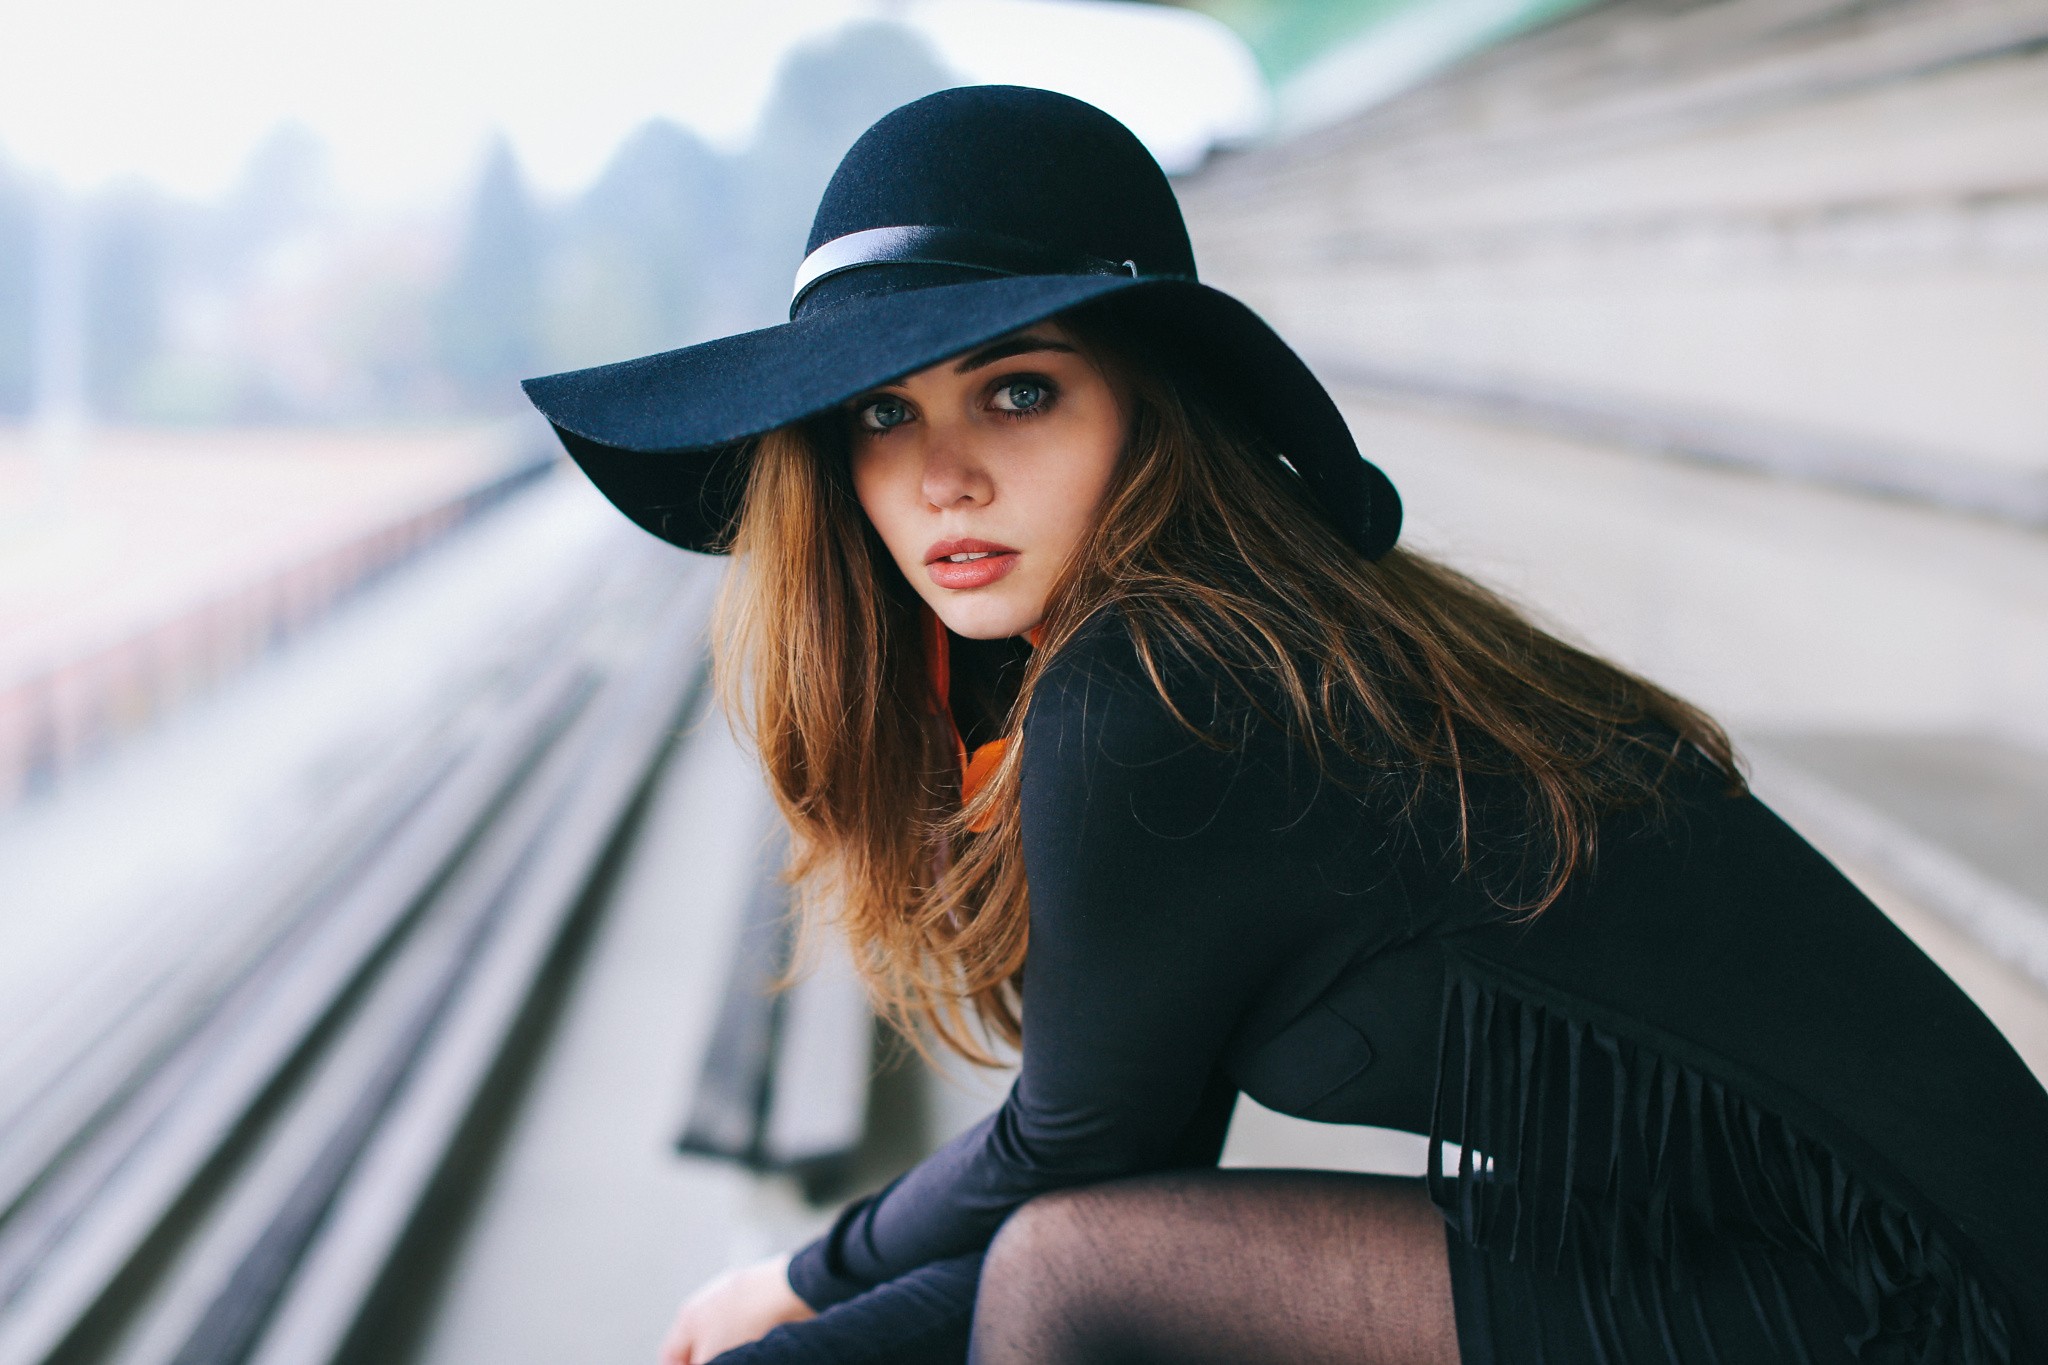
[858,396,911,431]
[992,380,1046,413]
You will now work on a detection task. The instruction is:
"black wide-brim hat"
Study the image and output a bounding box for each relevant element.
[522,85,1400,559]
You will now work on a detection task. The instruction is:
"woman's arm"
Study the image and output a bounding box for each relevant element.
[789,621,1359,1307]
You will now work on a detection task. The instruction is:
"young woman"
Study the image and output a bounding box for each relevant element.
[524,87,2048,1365]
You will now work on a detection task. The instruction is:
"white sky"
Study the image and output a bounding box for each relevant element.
[0,0,1266,205]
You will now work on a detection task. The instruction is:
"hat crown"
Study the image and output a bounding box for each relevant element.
[806,86,1196,282]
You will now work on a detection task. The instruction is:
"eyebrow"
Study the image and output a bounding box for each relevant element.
[952,335,1077,375]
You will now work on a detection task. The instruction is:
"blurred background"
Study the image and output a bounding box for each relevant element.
[1,2,2044,1362]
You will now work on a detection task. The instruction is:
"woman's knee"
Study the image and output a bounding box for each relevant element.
[986,1170,1240,1293]
[974,1188,1129,1362]
[980,1174,1204,1319]
[983,1186,1104,1291]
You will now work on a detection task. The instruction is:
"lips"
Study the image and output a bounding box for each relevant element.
[924,537,1020,591]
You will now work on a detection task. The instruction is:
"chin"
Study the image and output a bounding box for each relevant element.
[931,593,1042,641]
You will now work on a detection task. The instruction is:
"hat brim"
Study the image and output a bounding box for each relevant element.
[522,273,1399,557]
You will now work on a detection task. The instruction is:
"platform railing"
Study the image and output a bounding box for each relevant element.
[0,445,557,811]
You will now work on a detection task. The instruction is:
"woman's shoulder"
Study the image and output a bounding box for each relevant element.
[1024,604,1268,765]
[1018,604,1341,838]
[1028,604,1152,700]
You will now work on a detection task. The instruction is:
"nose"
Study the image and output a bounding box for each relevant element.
[920,428,993,511]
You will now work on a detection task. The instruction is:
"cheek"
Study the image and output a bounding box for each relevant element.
[1077,421,1124,508]
[849,444,922,567]
[1037,410,1124,548]
[1064,403,1130,527]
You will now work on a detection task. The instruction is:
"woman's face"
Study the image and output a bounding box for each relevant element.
[846,319,1126,640]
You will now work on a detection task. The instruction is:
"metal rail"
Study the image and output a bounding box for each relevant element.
[676,823,874,1198]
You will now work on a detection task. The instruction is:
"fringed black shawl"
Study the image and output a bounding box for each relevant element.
[1428,789,2042,1362]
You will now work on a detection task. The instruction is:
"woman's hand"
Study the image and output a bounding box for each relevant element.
[659,1252,816,1364]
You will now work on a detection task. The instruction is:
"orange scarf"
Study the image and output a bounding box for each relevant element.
[923,607,1034,833]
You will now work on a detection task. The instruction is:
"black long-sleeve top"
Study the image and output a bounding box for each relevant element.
[785,612,2048,1358]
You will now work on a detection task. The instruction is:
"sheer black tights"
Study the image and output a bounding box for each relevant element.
[713,1171,1458,1365]
[969,1170,1458,1365]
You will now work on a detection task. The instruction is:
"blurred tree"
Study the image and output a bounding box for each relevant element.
[0,21,964,424]
[0,158,32,417]
[435,137,544,409]
[83,184,172,418]
[523,19,959,389]
[547,120,729,371]
[732,21,961,327]
[120,126,339,424]
[210,123,330,268]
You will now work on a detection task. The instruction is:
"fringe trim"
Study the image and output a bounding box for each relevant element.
[1427,970,2013,1365]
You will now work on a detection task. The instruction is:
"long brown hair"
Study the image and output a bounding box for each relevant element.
[715,305,1739,1064]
